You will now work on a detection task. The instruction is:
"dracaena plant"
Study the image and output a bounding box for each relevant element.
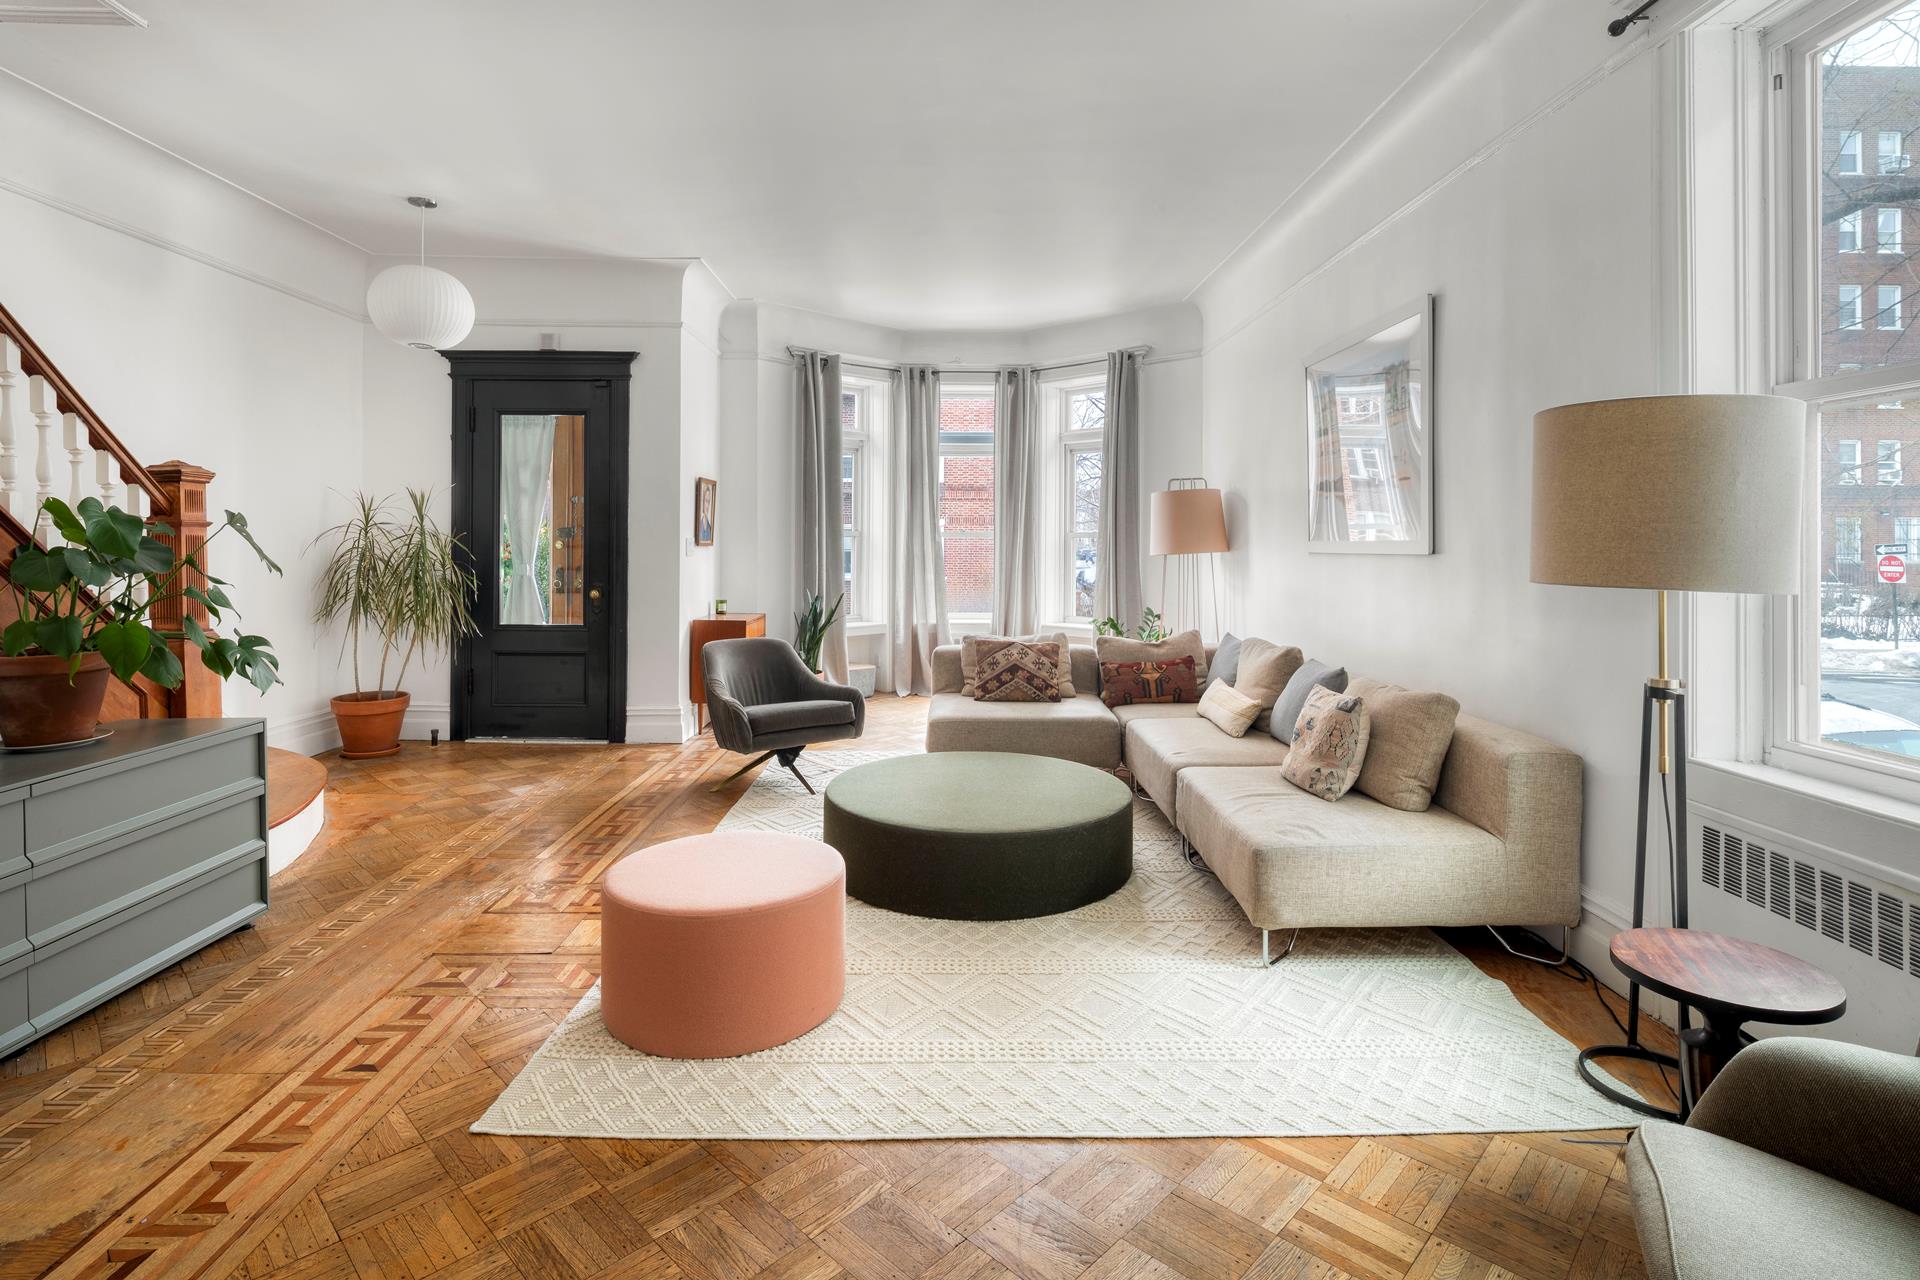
[1,497,283,692]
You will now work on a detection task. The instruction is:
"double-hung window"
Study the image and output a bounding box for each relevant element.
[839,376,890,625]
[937,379,996,624]
[1063,384,1105,622]
[1771,0,1920,785]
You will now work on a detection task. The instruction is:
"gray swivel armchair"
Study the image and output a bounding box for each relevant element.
[701,637,865,794]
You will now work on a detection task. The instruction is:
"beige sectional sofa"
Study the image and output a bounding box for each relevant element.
[926,641,1583,956]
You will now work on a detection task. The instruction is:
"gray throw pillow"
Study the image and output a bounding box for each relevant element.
[1206,633,1242,690]
[1270,659,1349,743]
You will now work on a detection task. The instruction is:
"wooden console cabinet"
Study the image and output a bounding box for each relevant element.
[0,718,269,1057]
[690,612,766,733]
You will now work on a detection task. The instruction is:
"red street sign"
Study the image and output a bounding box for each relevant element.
[1881,554,1908,584]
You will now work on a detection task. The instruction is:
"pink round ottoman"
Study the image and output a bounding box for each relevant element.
[601,832,845,1059]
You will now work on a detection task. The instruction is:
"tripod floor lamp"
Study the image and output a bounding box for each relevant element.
[1530,394,1804,1118]
[1151,479,1229,639]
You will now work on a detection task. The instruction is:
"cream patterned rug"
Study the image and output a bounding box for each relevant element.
[474,749,1641,1140]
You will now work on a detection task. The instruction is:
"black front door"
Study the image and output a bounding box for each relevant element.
[450,352,632,741]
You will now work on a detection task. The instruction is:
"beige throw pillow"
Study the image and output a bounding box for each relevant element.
[1346,675,1461,812]
[1095,629,1209,687]
[1196,680,1262,737]
[1231,638,1305,731]
[1281,687,1371,801]
[961,632,1074,697]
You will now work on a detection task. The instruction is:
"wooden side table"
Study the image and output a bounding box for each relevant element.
[689,613,765,733]
[1606,927,1846,1117]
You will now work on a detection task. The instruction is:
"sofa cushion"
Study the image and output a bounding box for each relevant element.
[961,632,1075,697]
[1627,1116,1920,1280]
[1197,680,1263,737]
[1099,656,1200,708]
[1280,687,1369,800]
[1232,639,1305,732]
[926,691,1122,769]
[1096,628,1209,686]
[1346,675,1460,812]
[1205,632,1243,689]
[1175,766,1506,929]
[1123,715,1288,822]
[974,639,1063,703]
[1111,702,1195,730]
[1270,658,1349,744]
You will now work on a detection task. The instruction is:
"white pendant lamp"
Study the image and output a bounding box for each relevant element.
[366,196,475,350]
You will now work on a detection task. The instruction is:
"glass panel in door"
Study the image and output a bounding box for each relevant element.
[497,413,586,626]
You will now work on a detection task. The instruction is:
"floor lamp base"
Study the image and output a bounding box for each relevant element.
[1576,1044,1682,1122]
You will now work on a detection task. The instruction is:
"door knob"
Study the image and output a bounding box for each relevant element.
[588,586,603,602]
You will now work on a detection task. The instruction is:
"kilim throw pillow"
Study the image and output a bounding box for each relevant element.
[973,639,1063,703]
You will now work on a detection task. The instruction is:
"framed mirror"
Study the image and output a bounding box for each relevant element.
[1305,295,1434,554]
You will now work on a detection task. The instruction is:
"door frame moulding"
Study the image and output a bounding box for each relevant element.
[446,349,636,743]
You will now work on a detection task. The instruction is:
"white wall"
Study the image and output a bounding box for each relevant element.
[1194,0,1663,976]
[0,74,369,755]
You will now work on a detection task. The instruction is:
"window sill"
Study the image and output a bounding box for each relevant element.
[844,621,887,639]
[1689,757,1920,885]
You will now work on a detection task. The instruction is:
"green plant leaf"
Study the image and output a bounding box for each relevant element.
[8,545,71,592]
[76,497,105,521]
[205,583,233,611]
[32,616,82,658]
[1,619,36,657]
[94,619,152,685]
[140,636,183,687]
[183,585,222,624]
[223,510,283,576]
[82,505,144,560]
[42,498,88,545]
[131,537,173,576]
[182,615,207,649]
[144,519,175,539]
[59,547,112,590]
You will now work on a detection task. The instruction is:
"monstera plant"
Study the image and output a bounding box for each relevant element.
[0,497,281,747]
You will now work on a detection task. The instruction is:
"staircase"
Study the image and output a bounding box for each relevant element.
[0,300,222,721]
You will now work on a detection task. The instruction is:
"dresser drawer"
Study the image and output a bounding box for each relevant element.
[0,873,25,969]
[28,793,264,948]
[28,855,267,1034]
[0,951,29,1059]
[26,731,263,863]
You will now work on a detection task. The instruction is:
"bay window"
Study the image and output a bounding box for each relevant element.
[938,380,996,624]
[1060,382,1105,621]
[840,376,889,625]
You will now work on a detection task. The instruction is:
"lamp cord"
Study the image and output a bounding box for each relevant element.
[1506,927,1684,1107]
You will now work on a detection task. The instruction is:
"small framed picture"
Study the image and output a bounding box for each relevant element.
[1305,295,1435,555]
[694,477,717,546]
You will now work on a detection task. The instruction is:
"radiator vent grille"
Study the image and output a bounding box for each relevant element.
[1698,822,1920,983]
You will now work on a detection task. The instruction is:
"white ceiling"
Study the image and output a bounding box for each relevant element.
[0,1,1481,329]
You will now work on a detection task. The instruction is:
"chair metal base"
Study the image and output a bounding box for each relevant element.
[709,747,814,794]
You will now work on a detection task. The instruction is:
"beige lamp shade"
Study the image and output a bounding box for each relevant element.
[1150,487,1229,555]
[1531,394,1804,595]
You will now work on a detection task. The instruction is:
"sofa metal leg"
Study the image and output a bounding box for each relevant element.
[709,751,776,792]
[1486,924,1569,966]
[1182,837,1212,875]
[1261,928,1300,965]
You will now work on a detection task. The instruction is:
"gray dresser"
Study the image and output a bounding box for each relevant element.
[0,718,269,1058]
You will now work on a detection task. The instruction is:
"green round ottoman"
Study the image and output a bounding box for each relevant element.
[821,752,1134,920]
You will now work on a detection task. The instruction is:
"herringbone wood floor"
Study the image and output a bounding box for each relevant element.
[0,697,1671,1280]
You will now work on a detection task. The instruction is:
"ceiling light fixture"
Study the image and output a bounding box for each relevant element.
[366,196,475,351]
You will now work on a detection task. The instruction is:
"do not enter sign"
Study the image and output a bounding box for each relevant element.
[1882,553,1908,585]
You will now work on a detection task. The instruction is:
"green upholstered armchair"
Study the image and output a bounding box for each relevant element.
[1625,1035,1920,1280]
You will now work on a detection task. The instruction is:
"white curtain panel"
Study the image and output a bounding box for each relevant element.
[1310,372,1349,542]
[991,366,1042,635]
[793,350,849,682]
[890,365,948,694]
[499,414,556,625]
[1095,350,1144,627]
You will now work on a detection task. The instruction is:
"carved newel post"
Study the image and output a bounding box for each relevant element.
[147,460,221,718]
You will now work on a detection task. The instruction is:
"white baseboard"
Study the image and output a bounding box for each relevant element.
[400,700,451,742]
[267,708,339,757]
[626,704,693,744]
[1572,888,1681,1030]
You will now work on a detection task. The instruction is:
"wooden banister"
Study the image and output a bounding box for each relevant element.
[0,299,169,518]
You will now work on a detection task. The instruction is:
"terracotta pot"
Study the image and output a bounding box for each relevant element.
[331,690,410,759]
[0,652,112,748]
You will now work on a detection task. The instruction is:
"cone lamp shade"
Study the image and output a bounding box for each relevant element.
[1530,394,1804,594]
[1150,487,1229,555]
[367,263,475,351]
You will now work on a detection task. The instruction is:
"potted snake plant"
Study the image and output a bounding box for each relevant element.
[312,490,476,758]
[793,592,843,674]
[0,497,281,747]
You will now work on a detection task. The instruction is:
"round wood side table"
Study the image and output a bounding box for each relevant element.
[1608,927,1846,1116]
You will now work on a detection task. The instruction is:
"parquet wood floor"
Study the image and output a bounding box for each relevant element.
[0,697,1670,1280]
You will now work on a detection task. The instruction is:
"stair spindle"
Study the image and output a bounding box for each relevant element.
[97,448,117,512]
[124,480,148,605]
[0,336,18,520]
[28,375,57,543]
[62,411,88,521]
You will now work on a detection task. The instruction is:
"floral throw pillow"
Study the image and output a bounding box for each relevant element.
[974,639,1063,703]
[1280,686,1371,801]
[1098,656,1199,707]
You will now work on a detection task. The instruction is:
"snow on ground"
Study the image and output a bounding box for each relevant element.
[1819,639,1920,674]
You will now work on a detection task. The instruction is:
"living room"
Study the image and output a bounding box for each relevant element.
[0,1,1916,1278]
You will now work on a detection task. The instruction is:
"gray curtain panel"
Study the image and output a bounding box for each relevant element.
[890,365,948,694]
[793,349,849,682]
[1096,349,1144,628]
[992,366,1042,635]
